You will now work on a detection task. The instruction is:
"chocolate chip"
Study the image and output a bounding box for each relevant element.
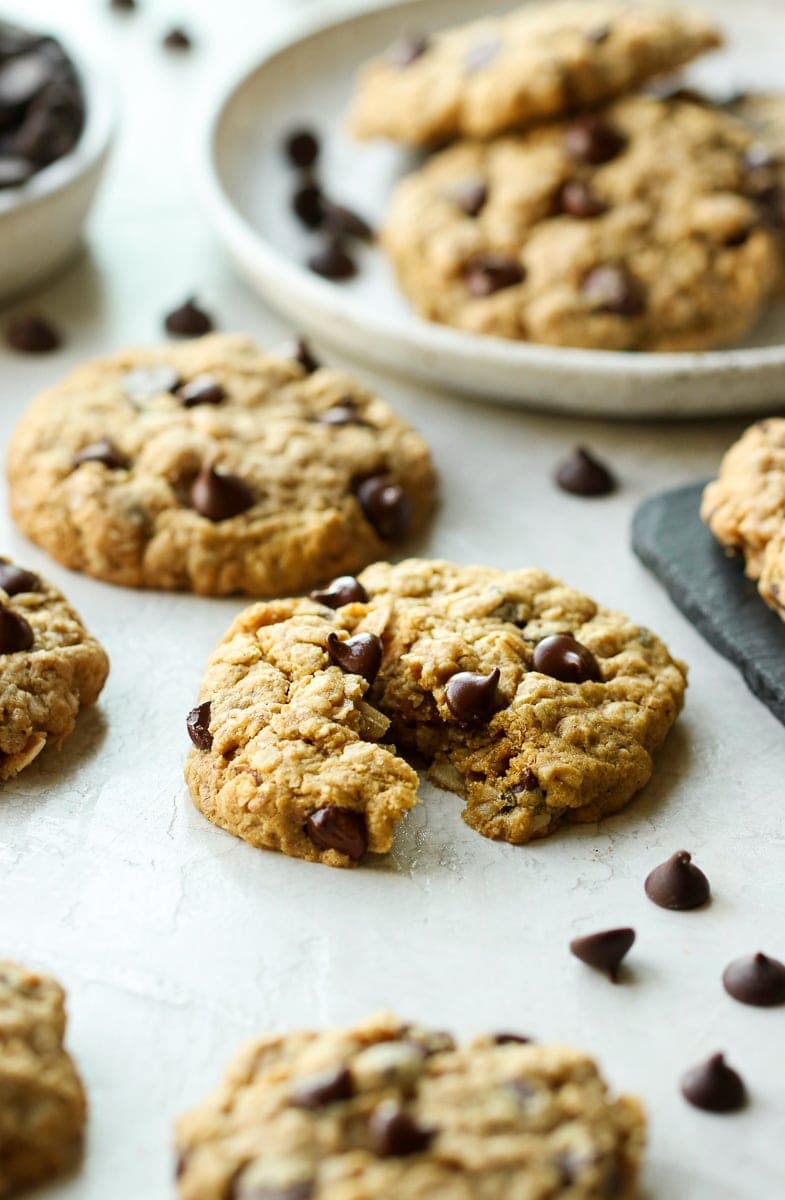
[186,701,212,751]
[178,375,225,408]
[0,156,33,188]
[585,22,612,44]
[565,115,626,165]
[316,399,370,427]
[532,634,602,684]
[6,314,60,353]
[0,49,52,109]
[570,928,635,982]
[555,447,616,496]
[681,1053,746,1113]
[465,38,501,73]
[123,364,182,401]
[582,265,645,316]
[722,953,785,1007]
[73,438,129,470]
[291,1066,354,1109]
[190,466,254,521]
[368,1103,433,1157]
[453,179,488,217]
[326,631,383,683]
[644,850,710,910]
[164,298,213,338]
[310,576,368,608]
[492,1032,532,1045]
[445,667,500,723]
[292,182,324,229]
[322,202,374,243]
[305,806,367,860]
[284,337,319,374]
[464,253,524,297]
[110,0,137,10]
[0,608,34,654]
[307,238,357,281]
[356,476,411,540]
[0,563,38,596]
[163,27,192,51]
[558,179,608,219]
[388,33,430,68]
[284,128,319,170]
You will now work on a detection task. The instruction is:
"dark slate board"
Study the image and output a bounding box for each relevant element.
[632,481,785,727]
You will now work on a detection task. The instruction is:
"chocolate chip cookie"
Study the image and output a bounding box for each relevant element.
[184,559,686,867]
[0,962,87,1195]
[7,335,436,596]
[0,558,108,780]
[727,93,785,290]
[175,1012,645,1199]
[381,95,780,351]
[349,0,720,146]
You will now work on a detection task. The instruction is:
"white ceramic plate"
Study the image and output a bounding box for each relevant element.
[198,0,785,418]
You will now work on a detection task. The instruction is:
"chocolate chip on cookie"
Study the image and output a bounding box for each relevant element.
[327,631,383,683]
[356,476,411,540]
[284,336,320,374]
[190,466,254,522]
[452,179,488,217]
[316,398,370,427]
[582,264,645,316]
[123,364,182,401]
[557,179,608,218]
[565,114,626,164]
[369,1102,434,1157]
[464,253,524,296]
[305,806,368,860]
[186,701,213,751]
[291,1066,355,1109]
[0,607,34,653]
[387,33,430,68]
[73,438,129,470]
[532,634,602,684]
[177,376,226,408]
[445,668,500,723]
[0,562,39,596]
[310,576,368,608]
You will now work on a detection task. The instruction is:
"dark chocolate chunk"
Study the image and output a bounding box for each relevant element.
[164,298,213,338]
[356,476,411,540]
[292,182,324,229]
[558,179,608,219]
[190,466,254,522]
[464,253,524,297]
[284,336,319,374]
[368,1103,433,1157]
[326,631,383,683]
[491,1032,532,1045]
[0,156,33,188]
[163,27,192,51]
[307,238,357,281]
[582,265,645,316]
[310,576,368,608]
[444,667,500,723]
[0,608,34,654]
[565,115,626,165]
[0,563,38,596]
[569,928,635,982]
[73,438,129,470]
[6,314,61,353]
[305,805,367,860]
[284,128,319,170]
[453,179,488,217]
[532,634,602,683]
[178,375,226,408]
[644,850,710,911]
[555,447,616,497]
[465,38,501,73]
[291,1066,354,1109]
[722,952,785,1007]
[388,33,430,68]
[186,700,212,751]
[322,202,374,242]
[123,364,181,401]
[680,1053,746,1113]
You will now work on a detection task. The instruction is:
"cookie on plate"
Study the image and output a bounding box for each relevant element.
[0,558,108,780]
[184,558,686,867]
[175,1012,645,1199]
[381,95,780,351]
[0,962,87,1195]
[7,335,436,597]
[349,0,720,145]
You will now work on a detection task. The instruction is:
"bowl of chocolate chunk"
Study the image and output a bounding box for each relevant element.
[0,19,114,300]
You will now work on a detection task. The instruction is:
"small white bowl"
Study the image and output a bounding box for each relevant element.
[0,52,115,302]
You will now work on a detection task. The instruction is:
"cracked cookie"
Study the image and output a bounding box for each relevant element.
[184,559,686,867]
[0,558,108,780]
[175,1012,645,1200]
[0,962,87,1196]
[381,95,780,351]
[7,335,436,597]
[349,0,720,145]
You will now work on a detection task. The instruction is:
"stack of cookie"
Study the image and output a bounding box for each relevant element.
[349,0,785,352]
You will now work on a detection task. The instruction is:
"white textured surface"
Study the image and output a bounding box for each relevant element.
[0,1,782,1197]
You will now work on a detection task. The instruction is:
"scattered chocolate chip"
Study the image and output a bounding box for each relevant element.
[453,179,488,217]
[644,850,710,911]
[292,182,325,229]
[123,364,181,401]
[492,1032,532,1045]
[445,667,500,723]
[465,38,501,73]
[186,701,212,750]
[316,399,370,427]
[368,1103,433,1157]
[6,314,60,353]
[291,1066,354,1109]
[0,608,34,654]
[305,805,367,859]
[555,447,616,496]
[356,476,411,540]
[322,202,373,242]
[681,1053,746,1113]
[310,576,368,608]
[163,27,192,51]
[582,264,645,316]
[164,297,213,338]
[0,156,33,188]
[73,438,129,470]
[532,634,602,684]
[284,128,319,170]
[284,336,319,374]
[307,238,357,281]
[178,375,225,408]
[558,179,608,219]
[190,466,254,522]
[565,115,626,165]
[0,563,38,596]
[326,631,383,683]
[569,928,635,982]
[722,952,785,1007]
[585,22,612,44]
[388,33,430,68]
[465,253,524,297]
